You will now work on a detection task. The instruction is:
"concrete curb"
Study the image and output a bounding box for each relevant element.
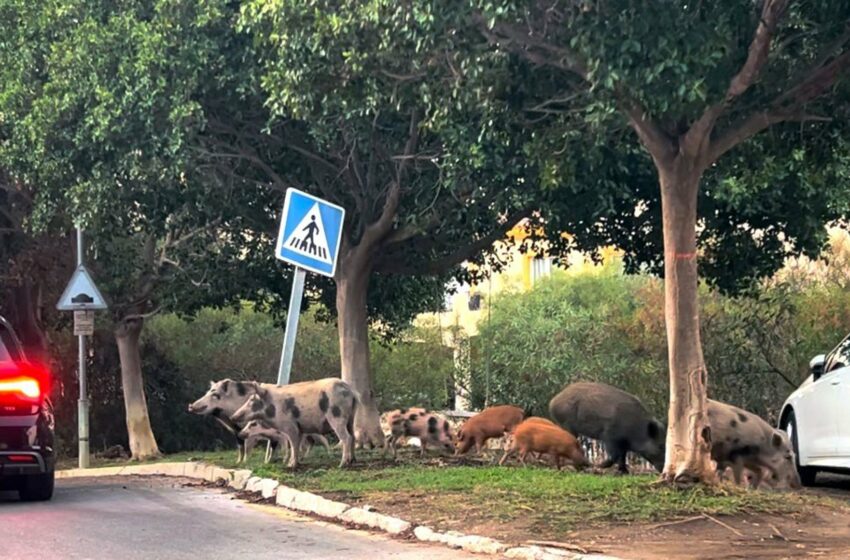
[57,462,624,560]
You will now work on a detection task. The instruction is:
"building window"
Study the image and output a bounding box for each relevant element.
[531,257,553,284]
[468,293,482,311]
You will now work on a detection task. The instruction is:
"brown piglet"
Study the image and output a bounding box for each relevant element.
[499,419,588,470]
[456,405,525,455]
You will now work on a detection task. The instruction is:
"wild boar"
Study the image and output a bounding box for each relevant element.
[384,409,454,458]
[502,416,558,457]
[708,399,801,489]
[230,377,358,468]
[499,419,588,470]
[549,381,666,473]
[456,405,525,455]
[188,379,277,463]
[238,420,331,461]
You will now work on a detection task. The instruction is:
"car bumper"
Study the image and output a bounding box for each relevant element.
[0,451,48,475]
[0,411,55,478]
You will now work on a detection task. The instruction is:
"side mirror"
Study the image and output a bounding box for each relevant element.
[810,354,826,380]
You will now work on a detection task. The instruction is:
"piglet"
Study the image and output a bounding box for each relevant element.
[384,408,454,458]
[500,418,588,470]
[456,405,525,456]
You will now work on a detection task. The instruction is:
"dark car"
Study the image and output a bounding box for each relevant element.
[0,315,55,501]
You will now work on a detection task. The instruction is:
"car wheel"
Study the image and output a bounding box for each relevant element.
[784,411,817,487]
[18,471,55,502]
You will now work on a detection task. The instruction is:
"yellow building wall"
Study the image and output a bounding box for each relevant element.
[420,221,621,342]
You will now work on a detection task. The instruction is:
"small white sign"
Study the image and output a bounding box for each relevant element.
[57,265,108,311]
[73,310,95,336]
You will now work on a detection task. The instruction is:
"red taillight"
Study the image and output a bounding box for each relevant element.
[0,361,49,403]
[7,455,36,463]
[0,378,41,399]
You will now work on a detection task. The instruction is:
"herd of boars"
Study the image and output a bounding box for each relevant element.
[188,378,801,489]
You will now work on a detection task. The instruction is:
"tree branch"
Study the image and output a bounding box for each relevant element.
[475,14,588,78]
[708,45,850,163]
[683,0,789,160]
[375,208,532,275]
[624,104,675,163]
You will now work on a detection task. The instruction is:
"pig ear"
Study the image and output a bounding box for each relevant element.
[772,431,783,448]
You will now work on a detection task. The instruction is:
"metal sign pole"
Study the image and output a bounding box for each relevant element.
[76,227,90,469]
[276,267,307,385]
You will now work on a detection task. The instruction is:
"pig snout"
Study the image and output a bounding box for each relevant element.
[188,401,206,414]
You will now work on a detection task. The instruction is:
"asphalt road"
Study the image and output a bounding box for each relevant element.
[0,476,479,560]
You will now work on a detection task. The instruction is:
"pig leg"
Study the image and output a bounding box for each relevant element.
[312,434,332,455]
[419,440,428,458]
[243,435,259,460]
[749,467,764,489]
[598,441,617,469]
[731,458,746,486]
[455,436,474,456]
[327,413,356,467]
[499,445,515,466]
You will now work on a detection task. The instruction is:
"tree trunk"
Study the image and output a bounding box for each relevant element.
[2,281,49,364]
[658,162,716,484]
[336,262,384,448]
[115,317,160,460]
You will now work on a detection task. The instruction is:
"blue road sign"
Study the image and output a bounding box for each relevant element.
[275,188,345,277]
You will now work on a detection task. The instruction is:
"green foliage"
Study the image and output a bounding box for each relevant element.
[51,328,226,456]
[371,316,454,410]
[471,256,850,422]
[146,305,339,384]
[470,264,667,417]
[480,1,850,292]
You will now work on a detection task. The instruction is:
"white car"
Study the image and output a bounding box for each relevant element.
[779,332,850,485]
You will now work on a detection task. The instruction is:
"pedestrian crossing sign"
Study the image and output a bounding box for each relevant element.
[275,188,345,277]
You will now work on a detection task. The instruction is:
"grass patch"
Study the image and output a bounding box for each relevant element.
[66,447,831,535]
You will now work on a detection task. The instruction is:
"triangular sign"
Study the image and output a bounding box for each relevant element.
[281,203,333,264]
[57,265,108,311]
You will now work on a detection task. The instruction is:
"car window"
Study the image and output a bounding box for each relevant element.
[0,335,13,362]
[0,323,21,362]
[825,334,850,374]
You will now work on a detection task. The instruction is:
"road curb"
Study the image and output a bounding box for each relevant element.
[57,462,624,560]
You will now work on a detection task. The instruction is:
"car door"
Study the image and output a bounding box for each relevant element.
[795,344,844,459]
[826,335,850,459]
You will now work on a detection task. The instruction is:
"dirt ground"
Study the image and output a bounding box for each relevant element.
[322,473,850,560]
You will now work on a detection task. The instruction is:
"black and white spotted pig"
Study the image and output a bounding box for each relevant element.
[384,408,454,459]
[188,379,278,463]
[230,377,359,468]
[708,399,801,489]
[238,420,331,461]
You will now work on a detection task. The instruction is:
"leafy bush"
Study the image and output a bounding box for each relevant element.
[470,259,850,423]
[470,265,667,418]
[371,316,454,410]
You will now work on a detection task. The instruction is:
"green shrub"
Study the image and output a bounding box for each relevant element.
[470,264,667,418]
[470,260,850,423]
[372,316,454,410]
